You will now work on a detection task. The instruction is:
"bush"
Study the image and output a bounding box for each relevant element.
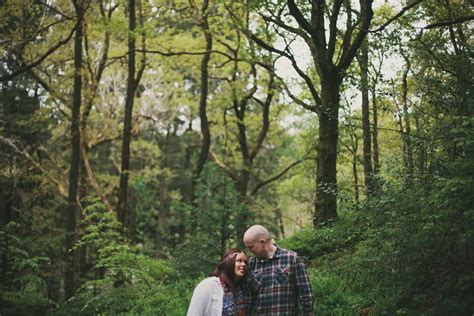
[54,200,183,315]
[0,221,55,315]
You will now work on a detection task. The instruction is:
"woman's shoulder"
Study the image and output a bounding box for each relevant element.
[195,276,220,289]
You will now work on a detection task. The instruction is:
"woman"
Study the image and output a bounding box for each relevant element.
[187,248,249,316]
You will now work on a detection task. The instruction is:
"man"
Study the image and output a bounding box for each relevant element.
[243,224,315,315]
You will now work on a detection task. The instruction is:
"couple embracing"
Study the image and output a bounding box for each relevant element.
[187,225,315,316]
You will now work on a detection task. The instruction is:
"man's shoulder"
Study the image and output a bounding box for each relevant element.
[276,246,299,259]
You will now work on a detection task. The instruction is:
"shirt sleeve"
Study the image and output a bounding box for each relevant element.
[294,255,315,316]
[187,279,211,316]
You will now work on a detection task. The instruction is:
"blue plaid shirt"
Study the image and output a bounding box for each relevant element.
[246,245,315,315]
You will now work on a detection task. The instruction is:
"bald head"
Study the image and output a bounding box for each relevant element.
[243,225,275,259]
[243,225,271,243]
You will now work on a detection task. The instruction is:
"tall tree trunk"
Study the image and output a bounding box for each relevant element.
[357,40,374,197]
[80,1,113,213]
[414,114,426,179]
[401,60,414,178]
[353,154,360,204]
[64,0,84,300]
[191,0,212,205]
[117,0,137,235]
[351,133,360,204]
[371,86,380,174]
[314,73,341,225]
[276,207,285,239]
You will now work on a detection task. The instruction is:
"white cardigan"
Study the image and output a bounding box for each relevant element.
[187,276,223,316]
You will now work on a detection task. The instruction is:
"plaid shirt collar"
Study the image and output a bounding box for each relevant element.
[254,244,282,263]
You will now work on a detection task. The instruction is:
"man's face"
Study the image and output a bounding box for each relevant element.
[244,238,265,258]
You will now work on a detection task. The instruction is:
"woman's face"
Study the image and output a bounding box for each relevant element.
[234,252,248,280]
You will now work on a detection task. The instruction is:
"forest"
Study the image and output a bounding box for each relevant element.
[0,0,473,314]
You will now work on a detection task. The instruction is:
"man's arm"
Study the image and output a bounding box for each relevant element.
[294,255,315,315]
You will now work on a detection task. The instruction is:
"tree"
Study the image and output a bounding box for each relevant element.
[64,0,85,300]
[189,0,213,206]
[236,0,374,225]
[117,0,146,237]
[357,39,375,196]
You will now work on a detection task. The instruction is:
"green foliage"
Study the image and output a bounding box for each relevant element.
[57,199,181,315]
[172,163,252,277]
[0,221,55,315]
[279,213,366,260]
[125,279,197,315]
[298,171,474,314]
[1,0,472,314]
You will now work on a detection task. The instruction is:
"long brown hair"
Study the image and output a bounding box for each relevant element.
[210,248,246,291]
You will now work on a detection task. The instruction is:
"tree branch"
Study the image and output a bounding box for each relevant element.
[0,136,68,198]
[251,156,315,196]
[424,15,474,29]
[134,48,234,60]
[209,150,238,181]
[38,0,73,20]
[80,143,114,213]
[338,0,373,71]
[246,32,322,106]
[258,12,309,41]
[26,68,70,116]
[327,0,344,61]
[0,19,78,82]
[370,0,423,33]
[250,70,274,162]
[287,0,315,36]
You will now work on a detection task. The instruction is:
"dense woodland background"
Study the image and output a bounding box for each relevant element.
[1,0,473,314]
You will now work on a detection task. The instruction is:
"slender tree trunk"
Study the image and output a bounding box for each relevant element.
[358,41,374,197]
[414,115,426,179]
[276,207,285,239]
[351,133,360,204]
[353,155,360,204]
[65,0,83,299]
[401,60,414,178]
[79,2,113,213]
[117,0,137,235]
[191,0,212,205]
[314,73,341,226]
[371,86,380,174]
[0,193,9,282]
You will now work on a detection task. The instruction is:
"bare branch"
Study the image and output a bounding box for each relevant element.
[80,143,114,213]
[124,48,235,61]
[255,61,318,112]
[209,150,238,181]
[287,0,315,37]
[0,136,68,197]
[327,0,344,60]
[258,12,309,40]
[38,0,73,20]
[424,15,474,29]
[338,0,373,71]
[251,156,316,196]
[249,70,274,162]
[370,0,423,33]
[246,32,322,105]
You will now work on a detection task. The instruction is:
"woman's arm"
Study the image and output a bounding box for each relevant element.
[187,278,212,316]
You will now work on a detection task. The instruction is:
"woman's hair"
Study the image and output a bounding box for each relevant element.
[210,248,245,291]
